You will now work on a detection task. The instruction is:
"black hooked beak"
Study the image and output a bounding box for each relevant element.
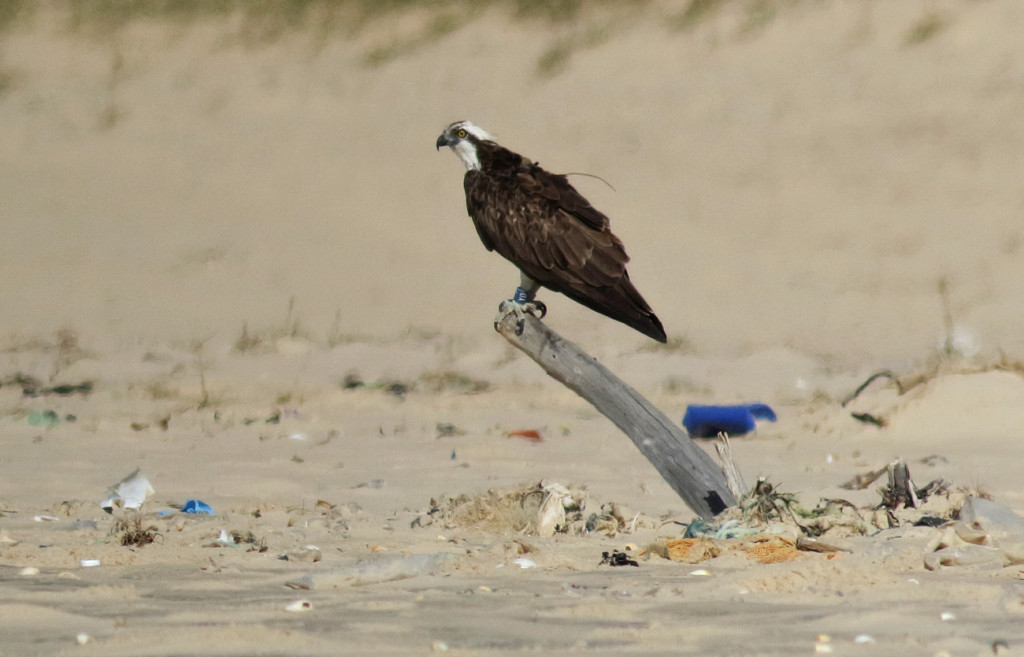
[436,133,454,151]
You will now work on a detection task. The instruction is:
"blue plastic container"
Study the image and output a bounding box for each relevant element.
[682,403,776,438]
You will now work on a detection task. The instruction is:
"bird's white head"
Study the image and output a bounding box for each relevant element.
[436,120,495,171]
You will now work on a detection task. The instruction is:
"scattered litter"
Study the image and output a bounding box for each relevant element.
[282,545,322,563]
[435,423,464,438]
[814,634,833,654]
[431,641,450,652]
[512,557,537,569]
[115,514,159,547]
[181,499,215,515]
[289,432,308,441]
[80,559,100,568]
[646,537,721,563]
[210,530,235,547]
[23,380,93,398]
[854,634,876,644]
[689,569,711,576]
[286,552,454,589]
[924,496,1024,570]
[284,599,313,613]
[599,551,638,567]
[76,632,91,646]
[682,403,776,438]
[536,482,584,537]
[19,567,39,577]
[839,466,888,490]
[27,410,60,428]
[940,611,956,622]
[34,515,59,522]
[100,469,154,512]
[505,429,543,443]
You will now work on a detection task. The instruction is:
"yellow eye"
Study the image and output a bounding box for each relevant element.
[457,129,467,138]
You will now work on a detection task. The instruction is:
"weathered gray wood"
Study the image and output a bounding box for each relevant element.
[496,313,736,519]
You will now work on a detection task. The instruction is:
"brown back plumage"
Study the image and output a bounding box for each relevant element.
[463,137,667,343]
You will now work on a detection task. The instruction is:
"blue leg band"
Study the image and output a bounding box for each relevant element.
[513,287,529,303]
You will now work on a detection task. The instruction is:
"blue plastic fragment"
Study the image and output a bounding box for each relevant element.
[682,403,777,438]
[181,499,215,515]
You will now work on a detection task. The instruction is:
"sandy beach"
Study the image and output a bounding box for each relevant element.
[2,2,1024,655]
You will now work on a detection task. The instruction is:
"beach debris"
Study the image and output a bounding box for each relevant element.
[814,634,833,654]
[512,557,537,569]
[286,552,454,589]
[100,469,154,512]
[181,499,215,515]
[505,428,543,443]
[19,566,39,576]
[283,545,322,563]
[414,482,654,537]
[878,458,949,528]
[682,403,776,438]
[284,599,313,612]
[795,536,849,554]
[647,538,721,563]
[5,371,93,398]
[435,422,464,438]
[536,482,584,537]
[924,496,1024,570]
[34,514,59,522]
[76,632,91,645]
[27,409,62,428]
[431,640,450,652]
[839,466,888,490]
[599,550,638,567]
[213,530,235,546]
[114,513,160,547]
[849,412,885,427]
[842,370,896,407]
[80,559,101,568]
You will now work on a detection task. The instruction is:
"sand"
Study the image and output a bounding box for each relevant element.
[2,2,1024,655]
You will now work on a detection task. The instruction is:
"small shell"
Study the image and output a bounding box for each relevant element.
[19,566,40,577]
[285,599,313,613]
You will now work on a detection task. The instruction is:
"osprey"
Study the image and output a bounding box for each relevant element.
[436,120,667,343]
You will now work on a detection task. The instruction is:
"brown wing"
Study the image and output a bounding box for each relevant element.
[464,162,666,342]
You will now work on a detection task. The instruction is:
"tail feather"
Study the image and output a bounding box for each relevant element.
[558,276,667,343]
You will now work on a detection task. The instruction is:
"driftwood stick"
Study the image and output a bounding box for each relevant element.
[496,313,736,519]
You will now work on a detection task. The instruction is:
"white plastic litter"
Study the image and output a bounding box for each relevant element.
[100,468,154,511]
